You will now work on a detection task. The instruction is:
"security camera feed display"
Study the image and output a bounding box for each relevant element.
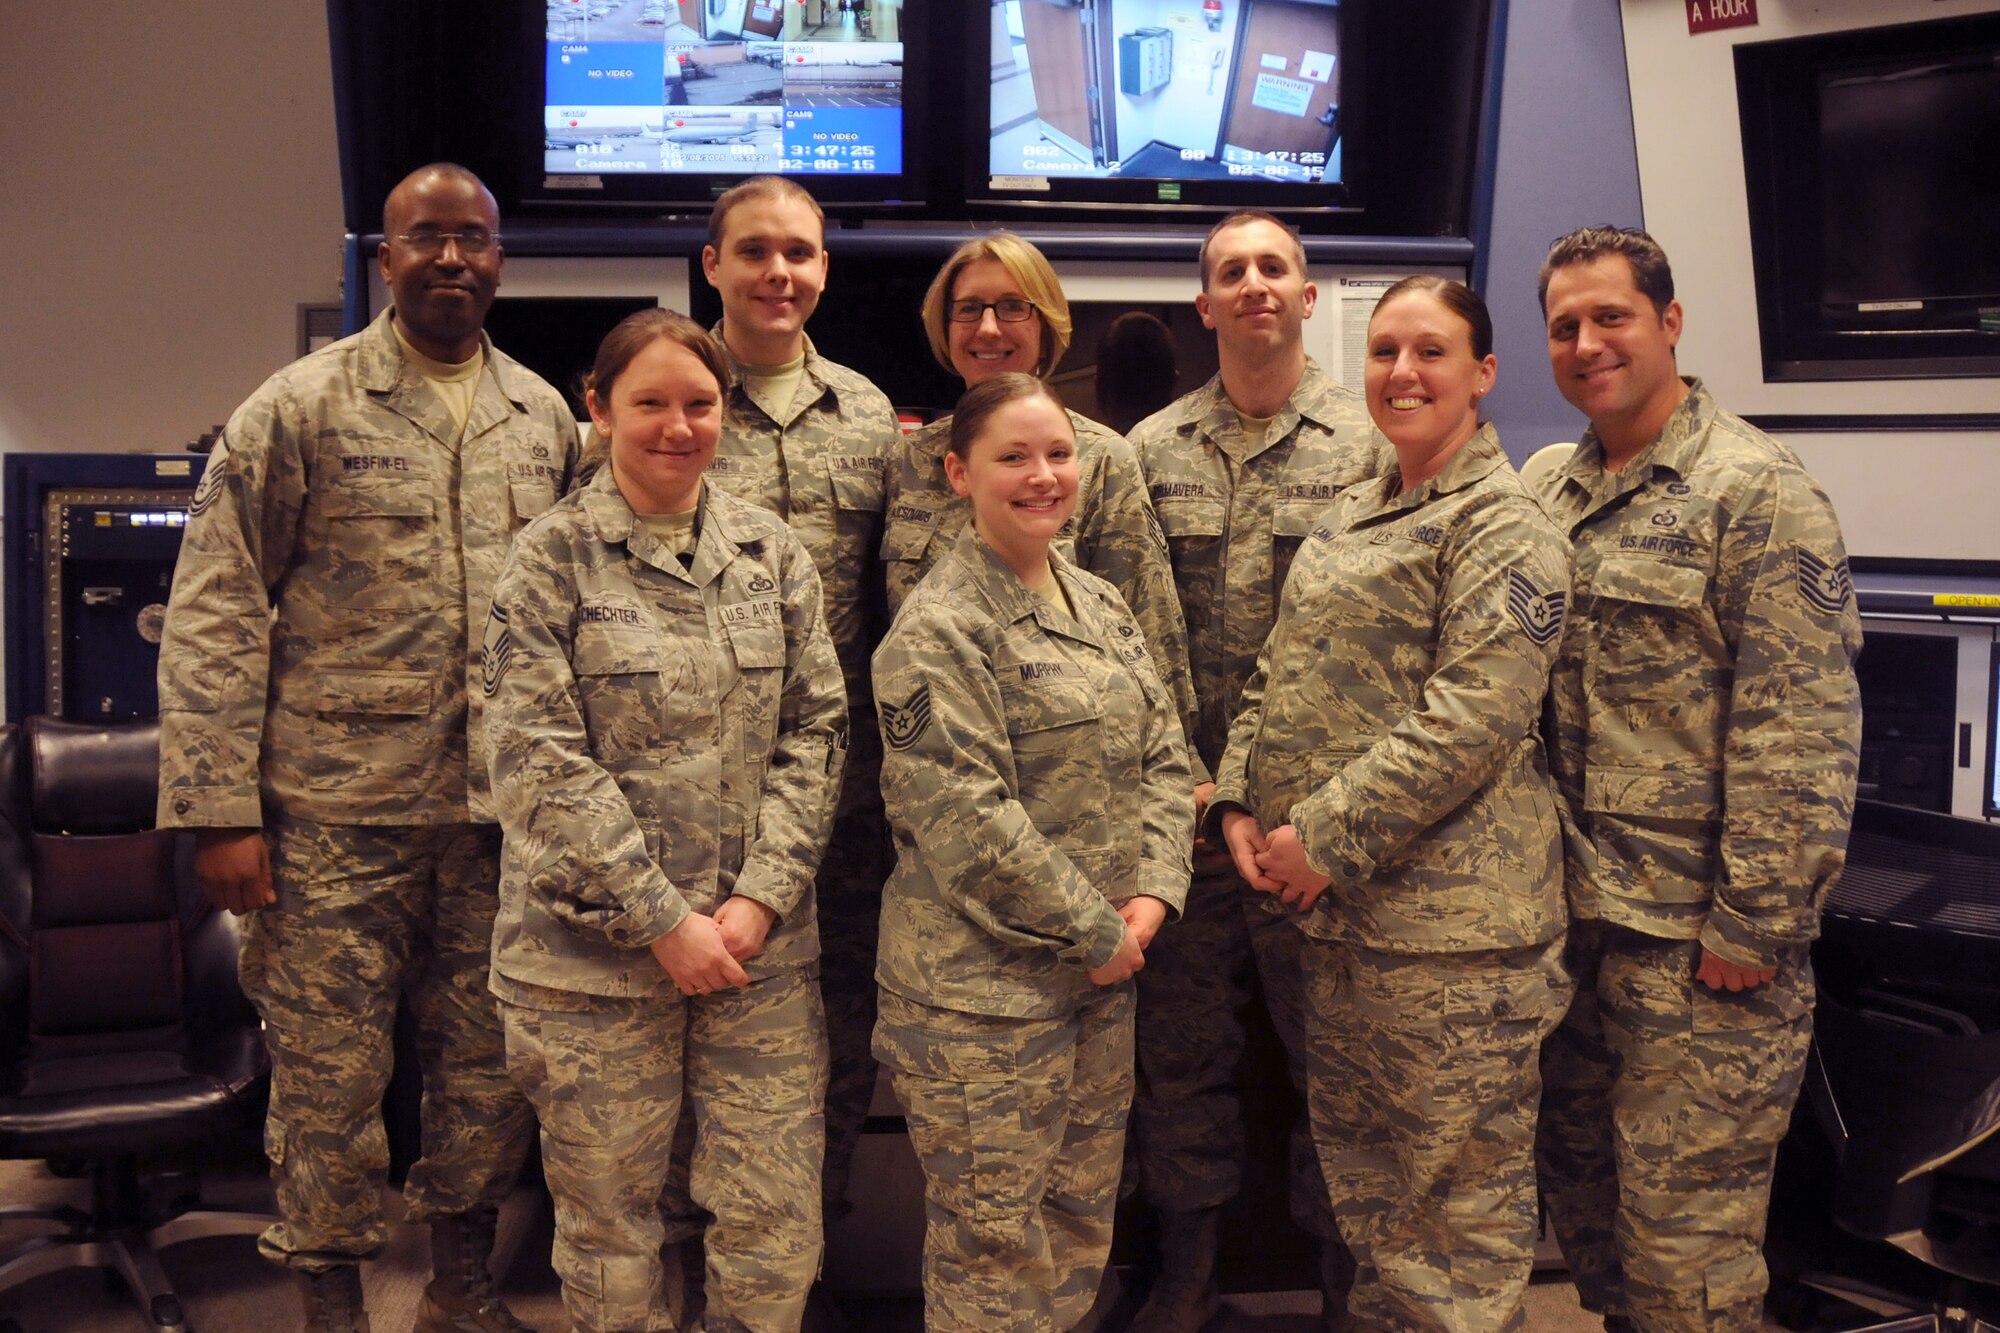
[545,0,903,176]
[988,0,1342,187]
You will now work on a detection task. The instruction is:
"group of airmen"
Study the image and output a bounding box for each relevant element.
[154,161,1862,1333]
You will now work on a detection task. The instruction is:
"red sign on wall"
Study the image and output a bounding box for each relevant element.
[1687,0,1759,35]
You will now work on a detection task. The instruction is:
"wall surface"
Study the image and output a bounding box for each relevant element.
[0,3,344,459]
[1479,0,1646,459]
[1617,0,2000,562]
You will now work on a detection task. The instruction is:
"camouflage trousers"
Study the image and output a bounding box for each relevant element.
[875,984,1136,1333]
[501,968,828,1333]
[1132,843,1341,1241]
[239,818,535,1273]
[662,806,889,1245]
[1537,920,1813,1332]
[1304,935,1569,1333]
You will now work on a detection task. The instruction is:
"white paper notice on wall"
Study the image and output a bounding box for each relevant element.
[1299,49,1335,83]
[1175,34,1211,78]
[1260,53,1287,72]
[1251,72,1314,117]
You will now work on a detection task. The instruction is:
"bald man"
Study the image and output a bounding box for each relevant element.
[157,164,586,1332]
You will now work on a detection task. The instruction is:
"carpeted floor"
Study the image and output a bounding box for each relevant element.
[0,1150,1803,1332]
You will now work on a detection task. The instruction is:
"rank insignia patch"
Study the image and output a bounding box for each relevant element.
[1796,546,1852,614]
[881,682,933,752]
[189,435,228,517]
[1507,569,1566,645]
[481,608,513,696]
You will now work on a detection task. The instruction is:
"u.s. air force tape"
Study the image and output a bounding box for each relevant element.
[1507,569,1565,645]
[481,608,513,696]
[881,682,932,752]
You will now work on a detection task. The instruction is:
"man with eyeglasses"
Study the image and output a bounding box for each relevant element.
[1122,210,1377,1333]
[157,163,585,1333]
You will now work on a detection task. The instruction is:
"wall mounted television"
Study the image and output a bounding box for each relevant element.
[957,0,1491,234]
[527,0,926,210]
[1736,12,2000,382]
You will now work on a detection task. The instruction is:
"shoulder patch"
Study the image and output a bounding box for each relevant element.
[881,682,933,752]
[481,607,513,696]
[1506,569,1566,646]
[1796,546,1852,615]
[189,436,228,517]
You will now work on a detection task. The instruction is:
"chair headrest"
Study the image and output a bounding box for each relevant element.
[26,717,163,836]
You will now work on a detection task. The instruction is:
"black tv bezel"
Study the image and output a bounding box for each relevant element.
[962,0,1363,222]
[1735,12,2000,383]
[515,0,935,215]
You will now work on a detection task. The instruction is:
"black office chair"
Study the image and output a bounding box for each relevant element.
[0,717,271,1332]
[1771,799,2000,1332]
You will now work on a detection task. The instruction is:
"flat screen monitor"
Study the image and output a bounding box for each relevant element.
[534,0,921,209]
[1735,11,2000,380]
[968,0,1358,216]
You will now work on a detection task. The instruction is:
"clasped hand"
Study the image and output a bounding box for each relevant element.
[650,897,776,997]
[1220,811,1332,912]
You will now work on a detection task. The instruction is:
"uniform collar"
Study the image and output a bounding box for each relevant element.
[1183,356,1345,463]
[580,467,780,587]
[1560,377,1711,503]
[1351,422,1507,518]
[711,322,833,422]
[948,524,1103,650]
[359,309,526,445]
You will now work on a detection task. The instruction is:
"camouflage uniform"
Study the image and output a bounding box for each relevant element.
[872,527,1193,1333]
[484,469,846,1333]
[1533,381,1862,1332]
[1210,426,1573,1332]
[655,329,900,1242]
[155,309,580,1271]
[882,409,1198,768]
[1125,358,1377,1246]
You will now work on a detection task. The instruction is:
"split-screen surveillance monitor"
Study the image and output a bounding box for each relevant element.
[543,0,904,179]
[979,0,1350,210]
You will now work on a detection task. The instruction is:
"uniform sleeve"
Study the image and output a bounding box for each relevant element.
[1205,643,1270,830]
[1121,604,1197,914]
[155,387,308,828]
[484,535,692,947]
[1073,431,1208,785]
[1702,467,1863,967]
[1289,497,1573,883]
[731,538,849,919]
[873,612,1130,969]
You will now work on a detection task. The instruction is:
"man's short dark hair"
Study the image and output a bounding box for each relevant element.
[1538,226,1675,317]
[1198,211,1306,290]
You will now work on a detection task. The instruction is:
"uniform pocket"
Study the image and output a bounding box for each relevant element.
[304,670,435,790]
[1001,679,1103,834]
[1583,767,1722,904]
[1587,557,1713,702]
[320,469,440,609]
[573,627,668,767]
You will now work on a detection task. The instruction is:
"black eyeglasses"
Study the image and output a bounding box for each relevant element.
[393,229,500,257]
[947,297,1038,324]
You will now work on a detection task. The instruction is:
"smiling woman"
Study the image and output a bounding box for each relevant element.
[483,306,846,1333]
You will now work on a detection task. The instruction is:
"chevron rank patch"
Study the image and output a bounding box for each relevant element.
[189,435,228,517]
[1796,546,1852,615]
[1507,569,1565,645]
[881,681,933,752]
[481,607,513,696]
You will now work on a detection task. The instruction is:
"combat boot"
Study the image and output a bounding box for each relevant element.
[414,1207,535,1332]
[295,1264,371,1333]
[1127,1207,1222,1333]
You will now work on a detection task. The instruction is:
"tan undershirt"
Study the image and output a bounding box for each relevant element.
[1234,408,1280,450]
[635,507,699,561]
[1028,567,1073,617]
[737,351,808,426]
[393,326,483,437]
